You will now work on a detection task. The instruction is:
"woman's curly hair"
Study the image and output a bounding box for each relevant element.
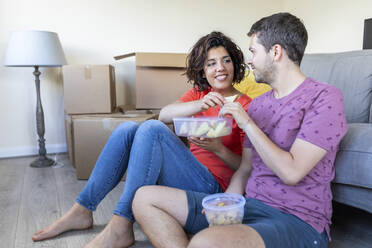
[186,31,247,91]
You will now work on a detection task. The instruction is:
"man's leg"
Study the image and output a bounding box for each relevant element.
[133,185,265,248]
[188,197,329,248]
[32,122,139,242]
[133,185,190,248]
[188,225,265,248]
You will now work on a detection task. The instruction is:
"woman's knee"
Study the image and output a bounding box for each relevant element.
[118,121,140,131]
[137,119,169,135]
[112,121,139,136]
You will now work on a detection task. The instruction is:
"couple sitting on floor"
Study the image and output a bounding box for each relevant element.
[33,12,347,248]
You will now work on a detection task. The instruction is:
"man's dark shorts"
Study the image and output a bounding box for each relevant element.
[184,191,329,248]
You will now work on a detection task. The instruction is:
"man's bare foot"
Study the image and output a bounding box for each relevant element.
[83,215,134,248]
[32,203,93,241]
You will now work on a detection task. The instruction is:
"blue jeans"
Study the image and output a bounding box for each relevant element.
[76,120,222,222]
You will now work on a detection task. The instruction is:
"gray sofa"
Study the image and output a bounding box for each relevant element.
[300,50,372,213]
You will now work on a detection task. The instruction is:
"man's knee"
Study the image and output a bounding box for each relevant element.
[189,225,265,248]
[188,229,221,248]
[132,185,156,219]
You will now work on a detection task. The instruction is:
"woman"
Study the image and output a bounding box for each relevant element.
[32,31,251,248]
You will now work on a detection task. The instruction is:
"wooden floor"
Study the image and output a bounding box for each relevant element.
[1,154,371,248]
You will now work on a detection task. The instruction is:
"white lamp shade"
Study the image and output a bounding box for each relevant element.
[3,30,67,67]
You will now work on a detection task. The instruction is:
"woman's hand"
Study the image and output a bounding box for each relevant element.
[219,102,251,129]
[200,92,225,111]
[188,136,224,153]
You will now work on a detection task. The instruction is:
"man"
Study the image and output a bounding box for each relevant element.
[132,13,348,248]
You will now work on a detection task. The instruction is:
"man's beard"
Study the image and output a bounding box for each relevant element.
[253,58,276,85]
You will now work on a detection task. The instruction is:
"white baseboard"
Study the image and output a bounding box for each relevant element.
[0,144,67,158]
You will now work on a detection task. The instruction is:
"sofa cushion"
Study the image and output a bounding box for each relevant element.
[331,183,372,214]
[333,123,372,188]
[234,72,272,100]
[301,50,372,123]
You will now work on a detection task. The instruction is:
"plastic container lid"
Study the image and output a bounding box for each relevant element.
[172,117,233,138]
[202,193,246,211]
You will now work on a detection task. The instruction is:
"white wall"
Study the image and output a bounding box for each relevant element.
[283,0,372,53]
[0,0,281,158]
[1,0,372,158]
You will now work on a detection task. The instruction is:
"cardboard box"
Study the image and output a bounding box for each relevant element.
[114,52,192,109]
[64,114,74,165]
[64,108,154,165]
[63,65,117,114]
[65,113,156,179]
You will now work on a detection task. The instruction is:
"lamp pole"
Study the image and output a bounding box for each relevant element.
[3,30,66,167]
[30,66,54,167]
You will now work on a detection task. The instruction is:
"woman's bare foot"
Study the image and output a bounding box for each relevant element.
[32,203,93,241]
[84,215,134,248]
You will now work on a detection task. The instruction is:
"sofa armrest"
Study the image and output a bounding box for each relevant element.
[334,123,372,188]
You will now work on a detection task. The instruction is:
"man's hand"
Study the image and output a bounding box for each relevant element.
[219,102,251,129]
[200,92,225,111]
[188,136,224,153]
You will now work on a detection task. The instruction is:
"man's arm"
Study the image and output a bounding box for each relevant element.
[225,148,253,194]
[243,122,327,185]
[220,103,327,186]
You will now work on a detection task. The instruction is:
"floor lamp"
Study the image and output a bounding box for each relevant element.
[3,30,67,167]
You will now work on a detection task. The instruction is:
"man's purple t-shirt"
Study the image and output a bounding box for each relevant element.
[243,77,348,238]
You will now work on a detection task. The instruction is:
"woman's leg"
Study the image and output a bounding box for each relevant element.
[32,121,139,242]
[85,120,221,248]
[76,121,139,211]
[115,119,221,222]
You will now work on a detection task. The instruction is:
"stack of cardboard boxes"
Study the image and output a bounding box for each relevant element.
[63,52,191,179]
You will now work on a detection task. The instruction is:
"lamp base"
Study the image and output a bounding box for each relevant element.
[30,156,55,168]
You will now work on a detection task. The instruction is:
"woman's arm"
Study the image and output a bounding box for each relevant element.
[160,91,242,170]
[158,100,203,123]
[159,92,225,123]
[189,137,241,170]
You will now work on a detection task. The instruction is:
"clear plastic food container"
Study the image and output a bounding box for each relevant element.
[173,117,233,138]
[202,193,246,227]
